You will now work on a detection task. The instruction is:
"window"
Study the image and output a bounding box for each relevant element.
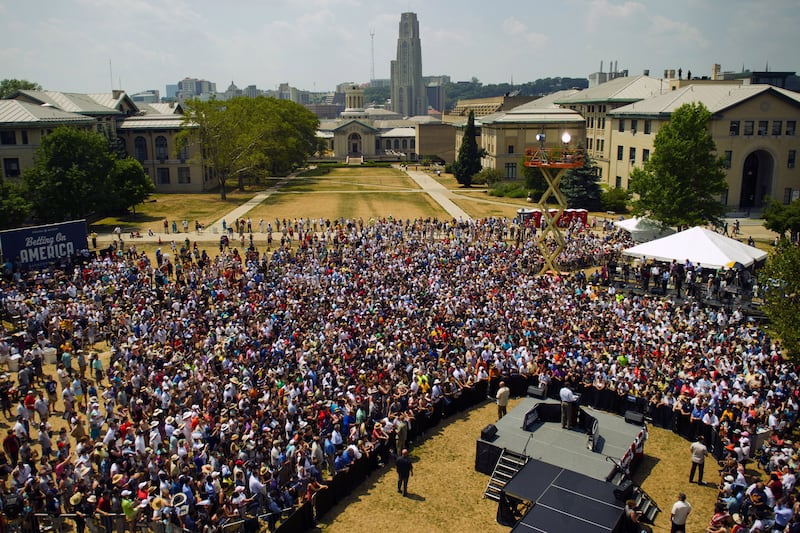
[393,139,399,149]
[785,188,794,205]
[385,139,391,149]
[724,151,733,169]
[504,163,517,179]
[787,121,797,136]
[600,117,605,129]
[629,147,636,162]
[402,139,407,149]
[615,176,622,188]
[758,121,768,136]
[3,158,20,178]
[743,121,754,136]
[156,168,170,185]
[134,137,148,162]
[598,139,604,152]
[178,167,191,184]
[178,142,189,161]
[644,120,652,134]
[508,145,514,154]
[587,138,593,150]
[642,149,650,162]
[630,119,638,133]
[617,145,624,161]
[410,139,415,149]
[790,150,797,169]
[618,120,625,133]
[21,131,28,144]
[155,136,168,160]
[0,131,16,145]
[773,120,783,136]
[729,121,739,136]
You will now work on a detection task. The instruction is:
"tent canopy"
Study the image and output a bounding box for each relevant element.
[621,227,767,269]
[613,217,675,243]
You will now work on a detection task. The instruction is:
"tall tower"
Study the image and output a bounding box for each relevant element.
[390,12,427,117]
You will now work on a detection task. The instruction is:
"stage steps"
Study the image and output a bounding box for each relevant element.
[632,486,660,524]
[483,449,529,501]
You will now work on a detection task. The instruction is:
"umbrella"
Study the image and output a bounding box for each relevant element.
[726,261,745,270]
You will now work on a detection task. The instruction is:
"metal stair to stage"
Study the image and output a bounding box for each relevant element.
[484,449,530,501]
[606,465,661,524]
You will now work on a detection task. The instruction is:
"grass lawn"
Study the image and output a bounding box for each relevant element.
[246,191,447,222]
[287,167,420,192]
[91,189,258,234]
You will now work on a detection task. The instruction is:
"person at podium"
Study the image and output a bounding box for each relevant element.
[560,384,578,429]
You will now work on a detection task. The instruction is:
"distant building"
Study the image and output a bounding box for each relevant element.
[176,77,216,102]
[131,90,160,103]
[165,84,178,99]
[390,12,428,117]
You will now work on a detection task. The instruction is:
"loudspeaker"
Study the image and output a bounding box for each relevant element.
[481,424,498,441]
[613,479,635,501]
[624,410,645,425]
[527,385,546,399]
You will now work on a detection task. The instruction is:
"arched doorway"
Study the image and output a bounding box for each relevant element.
[739,150,773,209]
[348,132,362,155]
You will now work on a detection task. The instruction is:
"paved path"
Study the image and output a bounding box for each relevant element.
[206,175,294,234]
[403,169,473,221]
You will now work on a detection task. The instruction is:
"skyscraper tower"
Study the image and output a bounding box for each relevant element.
[390,12,427,117]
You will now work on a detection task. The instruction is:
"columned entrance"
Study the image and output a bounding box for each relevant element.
[348,132,362,155]
[739,150,773,209]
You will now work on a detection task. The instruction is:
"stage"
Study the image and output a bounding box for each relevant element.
[475,398,644,481]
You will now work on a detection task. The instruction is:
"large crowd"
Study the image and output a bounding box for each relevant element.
[0,217,796,533]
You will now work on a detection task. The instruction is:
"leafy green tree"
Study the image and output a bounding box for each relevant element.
[759,239,800,360]
[763,198,800,242]
[0,78,41,99]
[179,96,318,198]
[24,127,115,221]
[452,110,485,187]
[522,163,546,202]
[561,154,602,210]
[601,187,631,213]
[0,180,31,229]
[475,167,503,186]
[107,158,154,214]
[629,102,728,227]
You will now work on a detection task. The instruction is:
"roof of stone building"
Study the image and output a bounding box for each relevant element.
[555,75,666,104]
[13,90,125,115]
[610,84,800,117]
[0,99,96,126]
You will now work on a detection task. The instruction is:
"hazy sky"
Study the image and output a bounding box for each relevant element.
[1,0,796,95]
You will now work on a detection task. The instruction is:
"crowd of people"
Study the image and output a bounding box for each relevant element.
[0,216,795,533]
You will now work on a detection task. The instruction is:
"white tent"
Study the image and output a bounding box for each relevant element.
[613,217,676,243]
[621,226,768,268]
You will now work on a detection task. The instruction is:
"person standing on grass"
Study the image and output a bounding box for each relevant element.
[670,492,691,533]
[496,381,510,420]
[396,449,413,497]
[689,435,708,485]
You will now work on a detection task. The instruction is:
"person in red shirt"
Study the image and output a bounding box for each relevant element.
[95,490,114,533]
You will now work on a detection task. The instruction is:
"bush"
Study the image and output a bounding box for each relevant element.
[489,181,528,198]
[601,187,631,213]
[298,166,332,177]
[474,168,504,186]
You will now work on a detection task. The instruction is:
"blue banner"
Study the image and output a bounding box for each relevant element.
[0,220,88,270]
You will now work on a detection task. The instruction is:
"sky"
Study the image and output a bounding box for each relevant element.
[1,0,797,95]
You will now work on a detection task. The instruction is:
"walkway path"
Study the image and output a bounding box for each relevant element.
[403,168,473,221]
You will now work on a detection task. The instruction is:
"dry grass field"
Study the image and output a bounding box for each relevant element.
[282,167,421,192]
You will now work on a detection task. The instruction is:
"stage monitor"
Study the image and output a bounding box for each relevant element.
[522,407,539,430]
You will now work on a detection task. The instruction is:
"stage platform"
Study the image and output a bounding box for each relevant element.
[476,398,644,481]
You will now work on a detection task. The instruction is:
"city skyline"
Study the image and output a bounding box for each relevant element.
[1,0,797,95]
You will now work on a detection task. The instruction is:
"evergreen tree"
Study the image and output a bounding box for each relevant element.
[560,154,602,211]
[453,110,484,187]
[629,102,728,227]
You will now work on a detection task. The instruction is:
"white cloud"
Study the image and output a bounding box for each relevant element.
[648,15,709,49]
[503,18,527,36]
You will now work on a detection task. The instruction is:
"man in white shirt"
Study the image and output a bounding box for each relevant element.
[560,384,578,429]
[496,381,510,420]
[670,492,691,533]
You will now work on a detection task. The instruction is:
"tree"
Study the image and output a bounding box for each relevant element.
[179,96,319,199]
[24,127,115,221]
[629,102,728,227]
[452,110,485,187]
[106,158,154,214]
[560,154,602,211]
[759,239,800,361]
[0,79,41,99]
[601,187,631,213]
[0,180,31,229]
[522,163,547,202]
[22,126,151,221]
[763,198,800,242]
